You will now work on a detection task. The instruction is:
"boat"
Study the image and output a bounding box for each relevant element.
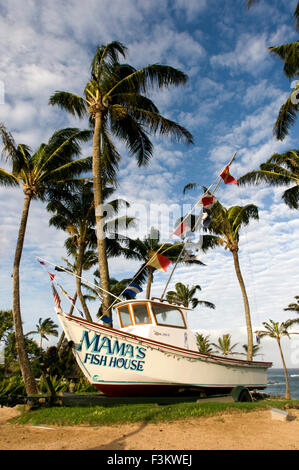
[55,296,272,397]
[45,154,272,397]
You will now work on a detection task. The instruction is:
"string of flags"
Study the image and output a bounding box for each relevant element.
[37,259,85,318]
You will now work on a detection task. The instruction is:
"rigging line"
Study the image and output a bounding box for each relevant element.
[160,203,206,300]
[35,256,123,303]
[107,152,238,311]
[106,183,216,312]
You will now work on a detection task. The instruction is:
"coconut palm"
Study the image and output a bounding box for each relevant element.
[247,1,299,139]
[47,181,98,321]
[255,320,296,399]
[242,343,261,358]
[201,202,259,361]
[48,179,135,325]
[211,333,239,356]
[121,228,204,299]
[196,333,215,354]
[238,149,299,210]
[49,41,193,320]
[0,124,92,395]
[27,317,59,349]
[166,282,215,310]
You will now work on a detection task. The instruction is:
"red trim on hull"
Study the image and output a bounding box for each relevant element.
[93,383,266,397]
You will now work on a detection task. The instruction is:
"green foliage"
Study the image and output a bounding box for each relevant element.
[196,334,215,354]
[0,374,26,396]
[166,282,215,310]
[238,150,299,209]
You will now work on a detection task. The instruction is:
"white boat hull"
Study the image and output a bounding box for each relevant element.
[57,311,272,397]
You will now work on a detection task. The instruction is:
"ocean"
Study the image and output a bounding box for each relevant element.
[265,368,299,399]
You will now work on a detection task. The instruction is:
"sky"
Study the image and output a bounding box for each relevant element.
[0,0,298,368]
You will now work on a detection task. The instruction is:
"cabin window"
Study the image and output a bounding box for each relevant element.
[152,304,186,328]
[131,303,151,325]
[118,306,132,327]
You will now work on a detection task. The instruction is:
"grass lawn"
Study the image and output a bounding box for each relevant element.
[11,398,299,427]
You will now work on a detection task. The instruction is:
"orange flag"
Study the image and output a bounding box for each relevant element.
[148,253,172,272]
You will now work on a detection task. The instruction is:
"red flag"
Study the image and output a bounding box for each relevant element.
[47,271,56,281]
[51,283,61,309]
[201,195,217,209]
[220,166,238,184]
[148,253,172,272]
[174,221,191,238]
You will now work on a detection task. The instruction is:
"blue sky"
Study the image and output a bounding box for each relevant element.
[0,0,298,367]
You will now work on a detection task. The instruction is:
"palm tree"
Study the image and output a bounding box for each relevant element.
[211,333,239,356]
[196,333,215,354]
[201,202,259,361]
[242,343,261,358]
[121,228,204,299]
[238,149,299,210]
[255,320,296,399]
[0,124,92,395]
[27,317,59,349]
[247,1,299,139]
[49,41,193,320]
[166,282,215,310]
[47,181,98,321]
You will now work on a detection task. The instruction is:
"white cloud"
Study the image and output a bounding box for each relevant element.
[211,33,271,76]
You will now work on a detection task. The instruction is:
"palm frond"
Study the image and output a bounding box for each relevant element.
[282,185,299,209]
[124,107,193,145]
[91,41,127,79]
[273,93,298,141]
[0,122,18,161]
[0,168,20,187]
[294,1,299,31]
[269,42,299,80]
[183,182,200,194]
[43,156,92,183]
[107,63,188,97]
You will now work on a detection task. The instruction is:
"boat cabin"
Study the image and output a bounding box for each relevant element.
[114,298,198,351]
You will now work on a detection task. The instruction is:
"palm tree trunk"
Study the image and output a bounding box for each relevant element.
[277,338,291,399]
[13,192,38,395]
[232,249,253,361]
[92,111,112,325]
[146,267,154,299]
[76,242,92,322]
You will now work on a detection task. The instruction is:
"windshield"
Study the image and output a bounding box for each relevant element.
[152,303,186,328]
